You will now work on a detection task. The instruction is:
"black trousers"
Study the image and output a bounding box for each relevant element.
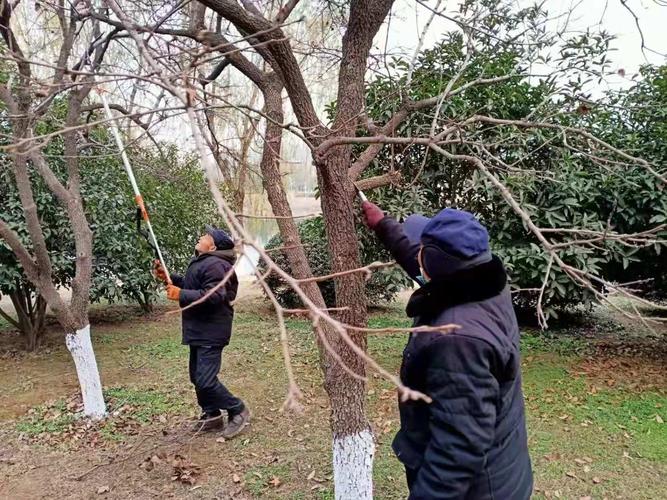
[188,345,243,417]
[406,467,417,492]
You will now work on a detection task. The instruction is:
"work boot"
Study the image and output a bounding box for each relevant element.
[221,406,250,439]
[192,412,224,433]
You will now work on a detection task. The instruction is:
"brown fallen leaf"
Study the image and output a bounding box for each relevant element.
[656,414,664,424]
[566,471,578,479]
[97,486,110,495]
[307,470,316,481]
[269,476,282,487]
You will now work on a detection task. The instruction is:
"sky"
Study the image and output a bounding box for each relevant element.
[383,0,666,88]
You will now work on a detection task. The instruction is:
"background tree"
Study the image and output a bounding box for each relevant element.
[0,1,125,417]
[362,33,667,322]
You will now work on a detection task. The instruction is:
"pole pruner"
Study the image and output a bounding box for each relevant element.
[96,86,172,285]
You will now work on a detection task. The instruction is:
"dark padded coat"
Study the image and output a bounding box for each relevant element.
[375,216,533,500]
[170,250,238,347]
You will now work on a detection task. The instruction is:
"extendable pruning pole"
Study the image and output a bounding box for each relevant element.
[96,88,172,285]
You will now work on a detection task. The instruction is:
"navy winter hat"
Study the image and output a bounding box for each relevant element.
[205,225,235,250]
[403,208,491,278]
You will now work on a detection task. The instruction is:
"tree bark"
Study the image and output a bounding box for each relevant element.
[8,287,48,351]
[259,76,373,497]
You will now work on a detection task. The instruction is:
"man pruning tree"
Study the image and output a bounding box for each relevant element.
[155,226,250,438]
[362,201,533,499]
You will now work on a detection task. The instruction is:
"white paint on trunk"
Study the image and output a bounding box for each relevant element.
[333,429,375,500]
[65,324,106,419]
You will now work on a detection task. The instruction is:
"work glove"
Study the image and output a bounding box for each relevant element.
[166,284,181,302]
[153,259,168,283]
[361,201,384,230]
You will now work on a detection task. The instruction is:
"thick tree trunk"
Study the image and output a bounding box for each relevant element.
[318,150,373,499]
[259,79,373,498]
[333,429,375,498]
[65,324,106,419]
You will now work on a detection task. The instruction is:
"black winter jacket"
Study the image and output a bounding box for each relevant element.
[375,217,533,500]
[170,250,238,346]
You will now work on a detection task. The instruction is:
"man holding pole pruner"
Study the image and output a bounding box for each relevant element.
[154,225,250,438]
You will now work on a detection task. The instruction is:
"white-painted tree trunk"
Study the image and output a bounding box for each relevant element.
[333,429,375,500]
[65,324,106,419]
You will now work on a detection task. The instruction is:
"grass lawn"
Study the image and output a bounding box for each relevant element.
[0,292,665,499]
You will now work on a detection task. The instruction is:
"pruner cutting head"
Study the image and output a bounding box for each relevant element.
[354,183,368,203]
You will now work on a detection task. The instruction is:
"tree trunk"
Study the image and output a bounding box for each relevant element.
[8,288,47,351]
[259,79,373,498]
[318,150,373,499]
[65,324,106,419]
[235,87,259,217]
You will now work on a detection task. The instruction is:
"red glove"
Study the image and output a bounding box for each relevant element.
[361,201,384,230]
[166,285,181,301]
[153,259,168,283]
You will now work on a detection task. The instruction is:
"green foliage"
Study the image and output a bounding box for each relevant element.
[84,142,222,309]
[590,65,667,295]
[359,5,666,321]
[0,100,221,318]
[260,217,412,308]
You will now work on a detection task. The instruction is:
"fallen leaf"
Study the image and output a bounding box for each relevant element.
[269,476,282,487]
[232,473,241,483]
[97,486,110,495]
[307,470,316,481]
[580,496,592,500]
[566,471,578,479]
[593,477,601,484]
[216,437,226,443]
[574,458,586,465]
[656,414,664,424]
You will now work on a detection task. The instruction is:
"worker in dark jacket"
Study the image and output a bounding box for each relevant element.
[362,202,533,500]
[155,225,249,438]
